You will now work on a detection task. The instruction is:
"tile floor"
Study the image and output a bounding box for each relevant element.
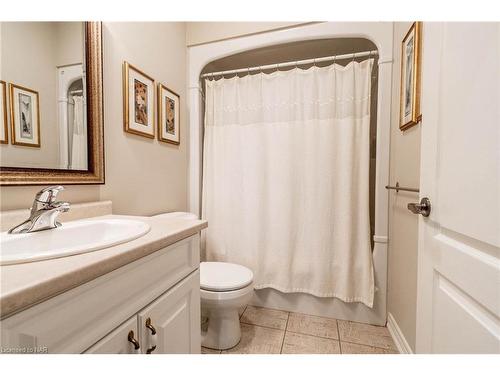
[202,305,398,354]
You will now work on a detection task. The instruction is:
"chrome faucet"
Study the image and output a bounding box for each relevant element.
[8,186,70,234]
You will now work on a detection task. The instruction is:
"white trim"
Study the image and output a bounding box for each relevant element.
[378,58,393,65]
[57,64,83,169]
[373,235,388,243]
[387,312,414,354]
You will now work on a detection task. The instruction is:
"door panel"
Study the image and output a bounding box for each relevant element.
[138,270,201,354]
[84,317,139,354]
[416,22,500,353]
[434,232,499,313]
[433,274,499,353]
[436,23,499,247]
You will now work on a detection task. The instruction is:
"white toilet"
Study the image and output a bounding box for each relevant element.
[200,261,254,350]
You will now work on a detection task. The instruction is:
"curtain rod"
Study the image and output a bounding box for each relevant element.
[201,50,378,78]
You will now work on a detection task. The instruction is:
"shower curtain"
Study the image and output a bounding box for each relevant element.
[71,96,87,170]
[202,59,375,307]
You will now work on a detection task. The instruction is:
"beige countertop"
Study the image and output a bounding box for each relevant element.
[0,213,207,319]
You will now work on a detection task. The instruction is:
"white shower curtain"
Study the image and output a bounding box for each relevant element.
[71,96,87,170]
[202,59,375,307]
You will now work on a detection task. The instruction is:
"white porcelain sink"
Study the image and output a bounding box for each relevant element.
[0,219,151,265]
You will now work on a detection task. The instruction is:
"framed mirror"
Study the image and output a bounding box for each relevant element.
[0,22,104,185]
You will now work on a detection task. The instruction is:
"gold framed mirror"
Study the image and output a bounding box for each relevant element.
[0,22,104,185]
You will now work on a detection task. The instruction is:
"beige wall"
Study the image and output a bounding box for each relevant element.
[100,22,188,215]
[0,22,83,170]
[186,22,311,46]
[0,22,188,216]
[0,22,60,168]
[387,22,421,351]
[55,22,83,67]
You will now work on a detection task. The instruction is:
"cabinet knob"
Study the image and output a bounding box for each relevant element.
[127,330,140,351]
[145,317,157,354]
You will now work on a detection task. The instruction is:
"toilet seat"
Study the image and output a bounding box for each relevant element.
[200,262,253,292]
[200,282,254,303]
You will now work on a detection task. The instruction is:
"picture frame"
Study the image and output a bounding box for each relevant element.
[123,61,155,138]
[9,83,41,147]
[399,21,422,131]
[157,83,180,145]
[0,80,7,144]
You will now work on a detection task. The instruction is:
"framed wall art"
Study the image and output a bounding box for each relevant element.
[9,83,40,147]
[0,80,7,144]
[400,21,422,130]
[123,61,155,138]
[157,83,180,145]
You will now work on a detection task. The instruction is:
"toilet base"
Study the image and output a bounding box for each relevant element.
[200,283,254,350]
[202,308,241,350]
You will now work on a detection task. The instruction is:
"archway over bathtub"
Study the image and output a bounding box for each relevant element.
[187,22,393,326]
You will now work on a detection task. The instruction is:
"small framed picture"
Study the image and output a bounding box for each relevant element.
[123,62,155,138]
[9,83,40,147]
[0,80,7,144]
[157,83,180,145]
[400,21,422,131]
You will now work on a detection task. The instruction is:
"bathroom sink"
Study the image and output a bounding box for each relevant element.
[0,219,151,265]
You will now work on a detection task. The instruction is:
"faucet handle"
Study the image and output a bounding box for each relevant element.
[35,186,65,204]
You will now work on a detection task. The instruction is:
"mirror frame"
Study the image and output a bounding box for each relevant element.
[0,22,104,185]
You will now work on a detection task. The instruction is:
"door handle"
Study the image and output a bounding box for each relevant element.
[407,197,431,217]
[145,317,157,354]
[127,330,141,353]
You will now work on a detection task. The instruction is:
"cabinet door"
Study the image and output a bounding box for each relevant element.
[84,317,140,354]
[138,270,200,354]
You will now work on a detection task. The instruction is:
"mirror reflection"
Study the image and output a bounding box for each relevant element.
[0,22,87,170]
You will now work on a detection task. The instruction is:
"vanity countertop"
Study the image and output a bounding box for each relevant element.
[0,213,207,319]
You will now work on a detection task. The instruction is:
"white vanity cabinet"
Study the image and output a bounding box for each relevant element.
[1,234,201,354]
[85,271,200,354]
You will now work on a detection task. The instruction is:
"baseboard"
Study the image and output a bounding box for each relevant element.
[387,312,413,354]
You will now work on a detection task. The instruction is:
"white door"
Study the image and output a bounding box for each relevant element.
[138,270,201,354]
[415,22,500,353]
[84,317,140,354]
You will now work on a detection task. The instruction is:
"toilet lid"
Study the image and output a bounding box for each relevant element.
[200,262,254,292]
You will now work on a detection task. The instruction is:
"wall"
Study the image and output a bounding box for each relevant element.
[55,22,83,67]
[387,22,421,351]
[186,22,312,46]
[0,22,60,169]
[0,22,83,170]
[100,22,188,215]
[0,22,188,216]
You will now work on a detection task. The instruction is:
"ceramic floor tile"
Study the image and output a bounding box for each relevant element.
[281,331,341,354]
[286,312,339,340]
[201,346,221,354]
[337,320,397,350]
[340,341,398,354]
[222,323,285,354]
[238,305,248,318]
[240,305,289,330]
